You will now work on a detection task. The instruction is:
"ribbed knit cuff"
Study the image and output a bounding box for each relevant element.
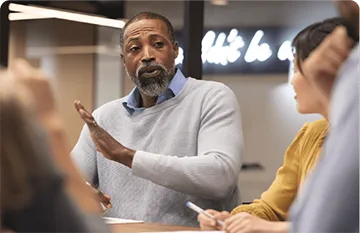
[132,150,161,179]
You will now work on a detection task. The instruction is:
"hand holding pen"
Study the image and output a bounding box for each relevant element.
[186,201,230,230]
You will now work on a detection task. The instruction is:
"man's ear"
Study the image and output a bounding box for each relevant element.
[121,53,125,65]
[173,41,179,58]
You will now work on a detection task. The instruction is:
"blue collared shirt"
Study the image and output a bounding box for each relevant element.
[122,69,187,115]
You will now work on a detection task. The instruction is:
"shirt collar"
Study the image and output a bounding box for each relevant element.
[122,68,187,114]
[167,68,187,96]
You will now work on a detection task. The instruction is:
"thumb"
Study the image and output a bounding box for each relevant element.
[333,26,353,47]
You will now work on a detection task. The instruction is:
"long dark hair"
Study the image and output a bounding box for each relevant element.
[292,17,358,73]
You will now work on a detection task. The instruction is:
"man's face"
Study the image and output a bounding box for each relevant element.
[121,19,179,97]
[335,1,359,29]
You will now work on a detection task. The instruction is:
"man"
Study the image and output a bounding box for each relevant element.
[71,12,243,226]
[290,1,359,232]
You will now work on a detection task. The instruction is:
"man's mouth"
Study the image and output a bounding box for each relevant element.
[140,67,162,78]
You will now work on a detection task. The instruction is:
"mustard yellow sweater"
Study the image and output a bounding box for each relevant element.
[232,119,328,221]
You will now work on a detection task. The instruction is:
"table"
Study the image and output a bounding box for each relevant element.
[111,222,200,232]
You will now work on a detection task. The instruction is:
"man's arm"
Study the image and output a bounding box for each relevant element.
[74,85,243,199]
[132,85,243,199]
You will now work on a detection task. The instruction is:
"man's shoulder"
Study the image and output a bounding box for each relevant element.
[187,78,234,95]
[184,78,238,110]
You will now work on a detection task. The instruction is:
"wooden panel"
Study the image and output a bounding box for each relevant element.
[53,54,94,148]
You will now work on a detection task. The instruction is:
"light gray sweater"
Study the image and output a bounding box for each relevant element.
[72,78,243,226]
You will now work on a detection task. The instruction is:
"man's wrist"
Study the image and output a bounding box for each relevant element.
[116,148,135,168]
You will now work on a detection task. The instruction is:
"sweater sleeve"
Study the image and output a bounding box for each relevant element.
[132,85,243,199]
[231,123,309,221]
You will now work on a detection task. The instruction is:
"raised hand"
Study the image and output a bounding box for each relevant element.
[74,100,135,167]
[301,26,354,104]
[8,59,56,119]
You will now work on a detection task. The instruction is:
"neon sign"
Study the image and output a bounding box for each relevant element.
[175,29,293,66]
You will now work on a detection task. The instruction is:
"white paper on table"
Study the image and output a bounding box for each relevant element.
[102,217,144,224]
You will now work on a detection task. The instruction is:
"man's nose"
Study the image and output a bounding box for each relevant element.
[141,47,156,63]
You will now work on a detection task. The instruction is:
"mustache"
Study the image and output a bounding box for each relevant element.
[136,63,167,78]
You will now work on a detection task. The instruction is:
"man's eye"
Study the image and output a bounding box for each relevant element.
[154,42,164,47]
[130,46,140,52]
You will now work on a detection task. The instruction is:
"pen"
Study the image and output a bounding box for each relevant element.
[186,201,224,227]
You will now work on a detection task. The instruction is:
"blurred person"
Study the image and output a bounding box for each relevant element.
[71,11,243,227]
[0,60,109,232]
[198,17,357,233]
[289,1,359,232]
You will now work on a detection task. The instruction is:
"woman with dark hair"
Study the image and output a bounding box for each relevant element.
[0,60,109,232]
[198,17,357,233]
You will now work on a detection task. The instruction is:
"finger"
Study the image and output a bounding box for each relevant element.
[319,60,339,77]
[10,59,34,80]
[216,211,230,218]
[78,103,94,121]
[79,109,93,122]
[10,59,43,81]
[225,213,246,230]
[198,214,217,229]
[330,42,352,61]
[225,214,238,225]
[198,212,216,225]
[204,209,222,226]
[327,45,351,64]
[316,27,349,58]
[226,220,243,233]
[97,191,111,205]
[325,27,352,59]
[74,100,81,112]
[227,222,247,233]
[33,68,48,80]
[75,100,87,113]
[74,101,95,124]
[332,26,354,48]
[226,213,252,233]
[206,209,221,215]
[323,48,347,68]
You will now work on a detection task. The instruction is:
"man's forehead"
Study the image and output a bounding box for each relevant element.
[124,19,168,39]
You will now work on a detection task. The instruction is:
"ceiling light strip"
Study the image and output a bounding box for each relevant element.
[9,3,126,28]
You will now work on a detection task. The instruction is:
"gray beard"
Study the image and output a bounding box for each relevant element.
[127,65,176,97]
